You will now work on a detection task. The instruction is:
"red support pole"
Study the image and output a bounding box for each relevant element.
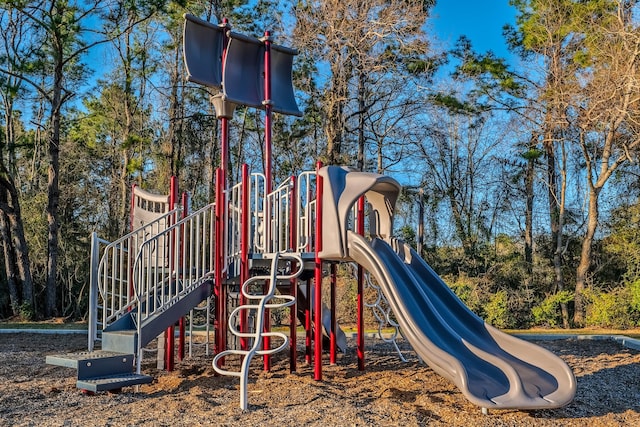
[305,279,312,364]
[314,161,323,381]
[220,19,230,181]
[214,168,226,365]
[305,174,312,365]
[166,327,175,371]
[240,164,250,351]
[289,175,298,372]
[263,31,273,195]
[165,176,179,372]
[357,196,365,371]
[330,262,337,365]
[262,30,273,372]
[214,19,230,369]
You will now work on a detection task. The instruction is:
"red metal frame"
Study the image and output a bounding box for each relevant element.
[240,164,250,351]
[214,168,226,364]
[263,31,273,194]
[214,21,230,367]
[262,30,273,372]
[165,176,179,371]
[305,279,312,364]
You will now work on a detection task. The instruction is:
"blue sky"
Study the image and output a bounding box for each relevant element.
[431,0,517,58]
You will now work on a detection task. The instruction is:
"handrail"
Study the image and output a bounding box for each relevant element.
[94,207,183,332]
[249,173,266,253]
[212,251,303,410]
[266,177,294,253]
[131,202,216,373]
[89,232,111,351]
[296,171,316,253]
[230,169,317,257]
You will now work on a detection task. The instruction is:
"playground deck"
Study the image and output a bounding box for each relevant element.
[3,332,640,426]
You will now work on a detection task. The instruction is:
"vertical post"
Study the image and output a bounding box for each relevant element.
[88,232,99,352]
[330,262,337,365]
[214,168,226,364]
[263,31,273,195]
[305,174,313,365]
[262,30,273,372]
[220,19,230,184]
[240,164,250,351]
[214,20,230,366]
[305,279,312,364]
[165,176,179,371]
[289,175,298,372]
[314,161,323,381]
[357,195,365,371]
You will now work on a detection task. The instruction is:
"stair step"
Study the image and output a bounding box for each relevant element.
[77,373,153,392]
[46,351,135,379]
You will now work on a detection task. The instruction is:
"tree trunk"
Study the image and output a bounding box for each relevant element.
[0,211,19,316]
[1,77,33,318]
[6,182,34,312]
[167,42,183,179]
[120,24,134,236]
[574,181,600,326]
[544,133,569,328]
[523,141,535,297]
[0,191,34,318]
[45,60,63,318]
[357,68,365,171]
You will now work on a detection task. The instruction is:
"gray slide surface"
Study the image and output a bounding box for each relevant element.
[348,231,576,409]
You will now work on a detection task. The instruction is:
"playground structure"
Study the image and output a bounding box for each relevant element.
[46,14,577,412]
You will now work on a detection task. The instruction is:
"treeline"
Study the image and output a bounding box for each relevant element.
[1,1,639,330]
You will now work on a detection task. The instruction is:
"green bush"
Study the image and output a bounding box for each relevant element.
[446,274,484,317]
[485,290,511,328]
[584,288,633,329]
[531,291,573,327]
[19,302,34,321]
[630,279,640,313]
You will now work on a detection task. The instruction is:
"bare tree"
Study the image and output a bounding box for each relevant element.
[293,0,435,168]
[572,0,640,325]
[0,6,36,317]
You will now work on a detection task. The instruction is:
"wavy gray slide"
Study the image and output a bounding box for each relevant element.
[347,231,576,410]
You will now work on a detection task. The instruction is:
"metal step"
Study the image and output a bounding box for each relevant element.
[76,372,153,392]
[46,351,135,379]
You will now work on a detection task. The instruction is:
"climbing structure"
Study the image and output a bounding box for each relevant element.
[46,12,577,413]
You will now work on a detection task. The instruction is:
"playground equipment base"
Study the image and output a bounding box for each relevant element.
[46,350,152,393]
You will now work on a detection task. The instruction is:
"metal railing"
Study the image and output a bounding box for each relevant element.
[90,168,320,356]
[91,208,183,343]
[237,170,317,256]
[296,171,316,253]
[132,203,216,325]
[228,172,265,277]
[130,203,216,372]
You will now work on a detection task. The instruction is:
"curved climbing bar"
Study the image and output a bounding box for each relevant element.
[212,251,304,409]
